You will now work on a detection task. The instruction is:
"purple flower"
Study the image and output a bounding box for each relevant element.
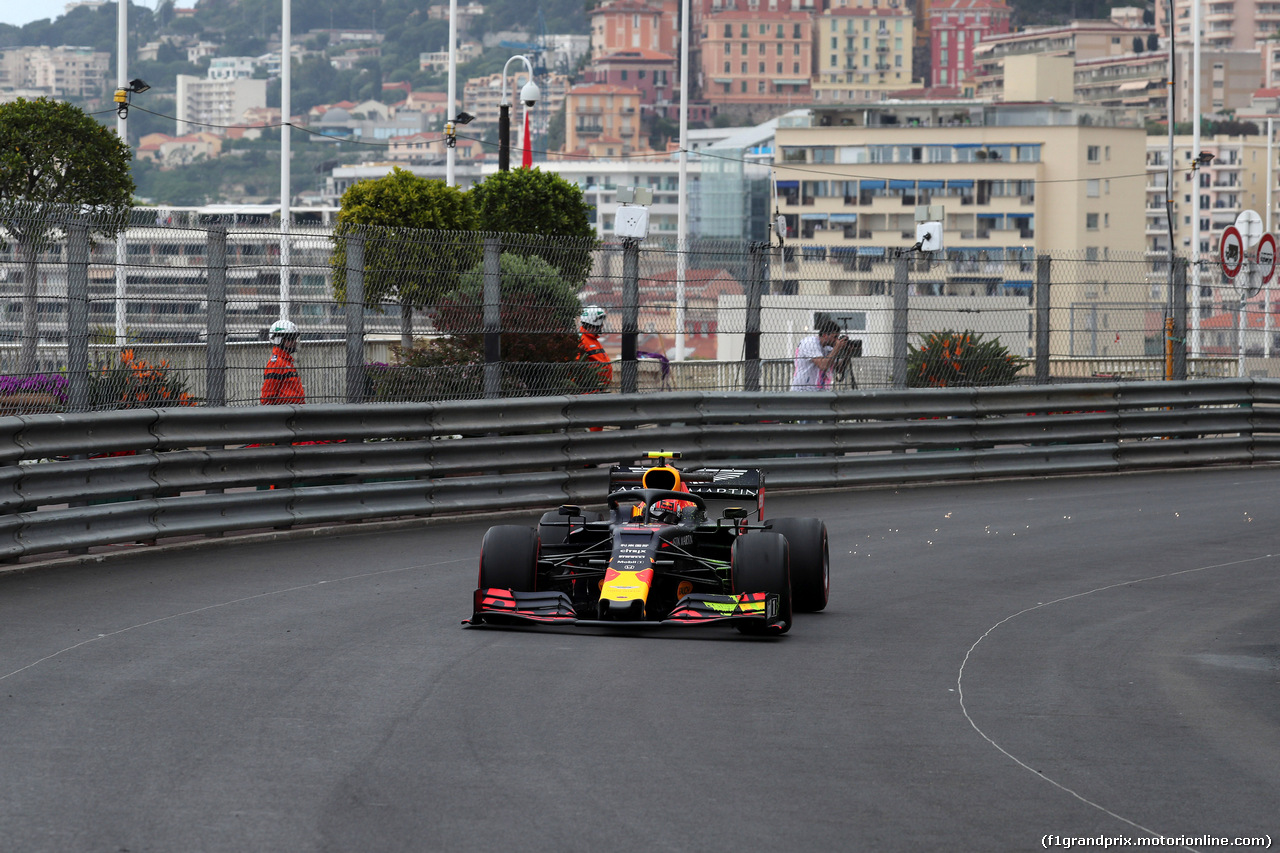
[0,374,69,403]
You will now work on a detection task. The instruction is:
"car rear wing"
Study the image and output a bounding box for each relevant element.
[608,466,765,519]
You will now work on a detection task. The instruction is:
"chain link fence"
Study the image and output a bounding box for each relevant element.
[0,209,1259,414]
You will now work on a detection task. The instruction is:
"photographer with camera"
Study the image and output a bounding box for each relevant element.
[790,316,851,392]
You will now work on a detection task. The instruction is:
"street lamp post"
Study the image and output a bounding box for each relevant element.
[499,55,539,171]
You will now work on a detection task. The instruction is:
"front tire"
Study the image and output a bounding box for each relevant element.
[731,532,792,635]
[767,517,829,612]
[478,525,538,591]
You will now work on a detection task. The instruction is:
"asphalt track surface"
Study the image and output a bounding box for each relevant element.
[1,468,1278,853]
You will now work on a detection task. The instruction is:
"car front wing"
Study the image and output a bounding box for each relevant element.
[464,588,786,632]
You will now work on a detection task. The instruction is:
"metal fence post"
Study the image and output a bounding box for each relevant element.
[892,253,909,390]
[744,241,765,392]
[1172,257,1188,380]
[206,225,227,407]
[1035,254,1051,384]
[483,236,501,399]
[621,238,639,394]
[345,229,366,403]
[66,217,90,412]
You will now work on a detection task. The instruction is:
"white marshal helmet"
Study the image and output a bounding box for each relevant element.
[269,318,299,346]
[580,305,607,329]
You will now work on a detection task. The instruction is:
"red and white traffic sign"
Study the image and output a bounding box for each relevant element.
[1221,225,1244,278]
[1257,232,1277,285]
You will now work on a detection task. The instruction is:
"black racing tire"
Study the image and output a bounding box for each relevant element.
[478,525,538,591]
[767,517,829,613]
[537,509,602,547]
[731,532,792,635]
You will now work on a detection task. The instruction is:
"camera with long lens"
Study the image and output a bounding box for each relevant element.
[832,335,863,387]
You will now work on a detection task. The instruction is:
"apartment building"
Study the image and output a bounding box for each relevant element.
[699,9,814,105]
[1163,0,1277,49]
[585,49,677,106]
[928,0,1011,89]
[1174,50,1262,118]
[462,72,569,136]
[208,56,258,80]
[773,101,1147,357]
[590,0,680,57]
[812,5,917,104]
[971,18,1155,100]
[419,42,483,72]
[1073,50,1174,116]
[561,84,647,156]
[1146,134,1279,356]
[1146,134,1272,260]
[175,75,268,136]
[0,45,110,99]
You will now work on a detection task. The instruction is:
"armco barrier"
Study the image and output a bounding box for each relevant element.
[0,379,1277,562]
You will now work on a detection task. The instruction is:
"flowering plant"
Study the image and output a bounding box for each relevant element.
[0,373,69,403]
[89,349,196,408]
[907,330,1027,388]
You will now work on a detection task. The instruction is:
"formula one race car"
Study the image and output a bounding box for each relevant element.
[465,452,830,635]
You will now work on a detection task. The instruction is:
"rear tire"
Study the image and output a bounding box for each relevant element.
[767,517,829,612]
[478,525,538,591]
[731,532,792,635]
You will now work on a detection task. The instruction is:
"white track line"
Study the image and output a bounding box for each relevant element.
[1,557,469,683]
[957,553,1275,853]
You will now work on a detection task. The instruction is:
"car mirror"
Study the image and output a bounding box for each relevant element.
[558,505,583,516]
[722,507,748,519]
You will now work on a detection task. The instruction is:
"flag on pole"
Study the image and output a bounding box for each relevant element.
[521,108,532,168]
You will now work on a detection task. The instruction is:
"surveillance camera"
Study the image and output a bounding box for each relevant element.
[520,79,540,107]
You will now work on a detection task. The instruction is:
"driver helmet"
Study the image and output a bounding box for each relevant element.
[580,305,607,330]
[269,318,299,346]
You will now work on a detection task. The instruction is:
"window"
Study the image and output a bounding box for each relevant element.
[724,61,731,72]
[759,61,765,72]
[725,24,732,37]
[1086,179,1100,197]
[1087,145,1101,163]
[1086,212,1099,230]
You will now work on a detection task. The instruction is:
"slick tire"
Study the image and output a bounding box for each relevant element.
[731,531,792,635]
[767,517,829,613]
[478,525,538,592]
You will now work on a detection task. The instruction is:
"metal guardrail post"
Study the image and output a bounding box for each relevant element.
[621,238,639,394]
[892,253,909,390]
[483,237,501,399]
[206,226,227,407]
[1172,257,1188,381]
[744,241,764,392]
[1035,254,1051,384]
[66,217,91,412]
[345,230,366,403]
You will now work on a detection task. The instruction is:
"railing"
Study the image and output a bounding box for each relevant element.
[1,379,1278,563]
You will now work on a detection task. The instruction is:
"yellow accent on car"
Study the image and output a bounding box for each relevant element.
[600,570,652,604]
